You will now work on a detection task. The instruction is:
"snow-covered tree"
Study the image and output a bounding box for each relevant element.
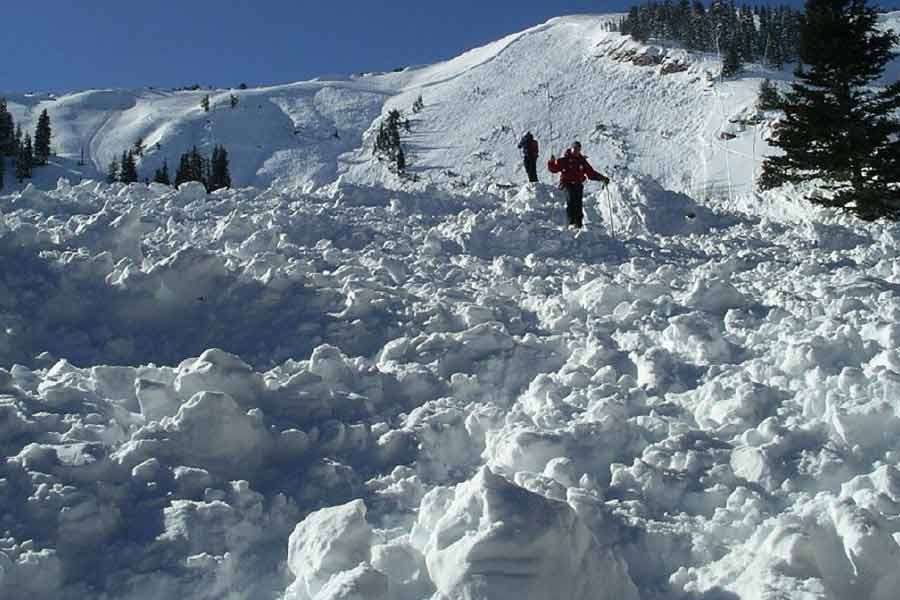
[201,95,210,112]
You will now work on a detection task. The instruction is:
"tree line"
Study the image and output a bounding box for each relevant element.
[107,142,232,193]
[614,0,802,74]
[0,100,53,190]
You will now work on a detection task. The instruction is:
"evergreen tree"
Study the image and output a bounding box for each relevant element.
[13,124,22,156]
[153,160,171,185]
[174,153,191,187]
[15,134,33,181]
[412,95,424,113]
[0,99,14,157]
[760,0,900,219]
[107,158,120,183]
[208,145,231,192]
[189,146,206,186]
[373,110,406,173]
[229,94,239,109]
[0,156,5,191]
[174,147,207,188]
[120,150,138,183]
[756,78,781,110]
[721,41,742,75]
[201,95,210,112]
[133,136,144,156]
[33,109,51,165]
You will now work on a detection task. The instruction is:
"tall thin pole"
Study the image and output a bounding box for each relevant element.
[605,184,616,241]
[545,86,554,148]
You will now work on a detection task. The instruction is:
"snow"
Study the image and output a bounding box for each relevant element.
[1,10,900,600]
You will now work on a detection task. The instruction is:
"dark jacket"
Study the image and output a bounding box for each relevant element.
[518,134,539,159]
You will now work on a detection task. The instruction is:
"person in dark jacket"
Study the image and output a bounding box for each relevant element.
[547,141,610,229]
[517,131,540,183]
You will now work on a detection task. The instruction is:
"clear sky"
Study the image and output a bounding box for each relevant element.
[3,0,897,93]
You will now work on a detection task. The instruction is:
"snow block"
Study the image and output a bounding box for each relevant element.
[414,466,639,600]
[285,499,376,599]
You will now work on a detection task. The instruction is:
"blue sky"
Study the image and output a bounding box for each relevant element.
[3,0,896,93]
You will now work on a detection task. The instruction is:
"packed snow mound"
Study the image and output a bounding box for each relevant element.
[602,175,726,237]
[411,466,639,600]
[3,150,900,600]
[677,471,900,600]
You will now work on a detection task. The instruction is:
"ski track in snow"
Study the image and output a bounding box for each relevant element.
[1,11,900,600]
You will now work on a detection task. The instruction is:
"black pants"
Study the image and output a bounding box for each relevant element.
[524,156,538,183]
[563,183,584,228]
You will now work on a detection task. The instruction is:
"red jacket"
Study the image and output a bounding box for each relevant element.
[548,150,606,185]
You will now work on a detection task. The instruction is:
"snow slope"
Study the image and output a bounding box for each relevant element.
[6,12,898,198]
[1,11,900,600]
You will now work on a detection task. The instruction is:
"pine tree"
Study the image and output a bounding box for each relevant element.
[373,110,407,173]
[0,156,5,191]
[174,153,191,187]
[0,99,15,157]
[189,146,206,186]
[133,137,144,156]
[120,150,138,184]
[721,41,743,76]
[15,134,33,181]
[412,95,424,113]
[107,158,120,183]
[201,95,210,112]
[153,160,171,185]
[756,78,781,110]
[760,0,900,219]
[208,145,231,192]
[229,94,238,109]
[13,124,22,156]
[33,109,51,165]
[174,147,207,188]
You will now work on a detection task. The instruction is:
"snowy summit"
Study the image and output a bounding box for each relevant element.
[1,8,900,600]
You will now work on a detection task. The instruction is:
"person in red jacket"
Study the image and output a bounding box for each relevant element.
[517,131,540,183]
[547,141,610,229]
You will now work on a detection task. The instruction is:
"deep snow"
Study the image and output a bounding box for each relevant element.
[1,11,900,600]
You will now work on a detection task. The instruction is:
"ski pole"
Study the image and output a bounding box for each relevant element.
[545,87,554,146]
[605,183,616,241]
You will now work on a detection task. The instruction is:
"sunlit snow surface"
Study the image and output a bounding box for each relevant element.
[2,12,900,600]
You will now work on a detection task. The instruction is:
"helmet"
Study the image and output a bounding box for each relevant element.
[572,140,582,151]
